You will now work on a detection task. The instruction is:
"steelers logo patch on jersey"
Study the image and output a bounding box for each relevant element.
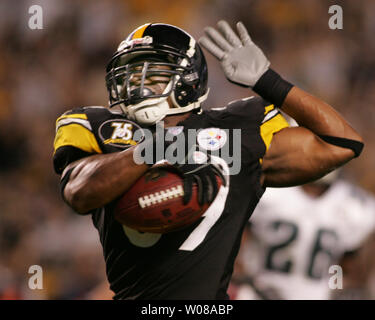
[197,128,227,151]
[98,119,144,149]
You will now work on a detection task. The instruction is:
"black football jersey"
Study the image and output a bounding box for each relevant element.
[53,97,289,299]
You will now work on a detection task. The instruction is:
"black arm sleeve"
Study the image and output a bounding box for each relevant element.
[318,135,364,158]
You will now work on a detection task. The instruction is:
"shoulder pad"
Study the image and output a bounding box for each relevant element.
[208,97,289,152]
[210,96,272,117]
[56,106,112,132]
[60,105,109,115]
[54,106,107,156]
[206,96,270,126]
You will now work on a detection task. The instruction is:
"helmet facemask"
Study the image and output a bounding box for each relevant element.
[106,39,208,126]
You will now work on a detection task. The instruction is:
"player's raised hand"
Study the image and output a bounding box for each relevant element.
[199,20,270,88]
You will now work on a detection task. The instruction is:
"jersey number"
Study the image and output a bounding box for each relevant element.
[264,220,338,279]
[265,221,297,273]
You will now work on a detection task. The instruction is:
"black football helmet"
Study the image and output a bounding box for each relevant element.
[105,23,209,126]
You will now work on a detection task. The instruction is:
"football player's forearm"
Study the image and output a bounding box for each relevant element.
[281,86,363,143]
[199,21,363,148]
[63,148,149,214]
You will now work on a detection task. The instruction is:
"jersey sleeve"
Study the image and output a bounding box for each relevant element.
[53,108,103,174]
[259,103,289,153]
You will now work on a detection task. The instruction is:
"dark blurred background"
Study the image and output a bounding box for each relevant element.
[0,0,374,299]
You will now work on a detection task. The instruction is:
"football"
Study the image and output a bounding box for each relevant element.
[114,165,221,234]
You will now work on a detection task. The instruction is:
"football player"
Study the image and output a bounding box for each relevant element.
[53,21,363,299]
[230,172,375,300]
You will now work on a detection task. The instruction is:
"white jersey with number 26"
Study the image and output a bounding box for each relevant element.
[238,181,375,300]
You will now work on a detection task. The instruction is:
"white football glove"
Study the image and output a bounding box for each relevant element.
[199,20,270,88]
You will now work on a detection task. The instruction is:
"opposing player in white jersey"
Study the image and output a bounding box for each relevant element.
[231,172,375,300]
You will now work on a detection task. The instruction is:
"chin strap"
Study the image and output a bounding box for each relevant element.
[125,80,175,126]
[125,88,210,126]
[127,98,170,126]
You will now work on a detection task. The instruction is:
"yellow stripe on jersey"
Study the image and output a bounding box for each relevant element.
[260,113,289,151]
[264,104,275,115]
[56,113,88,125]
[132,23,150,39]
[54,123,102,155]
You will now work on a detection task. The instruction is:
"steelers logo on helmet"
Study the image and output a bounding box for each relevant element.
[105,23,209,126]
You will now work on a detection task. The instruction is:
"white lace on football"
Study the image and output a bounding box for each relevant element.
[138,185,184,209]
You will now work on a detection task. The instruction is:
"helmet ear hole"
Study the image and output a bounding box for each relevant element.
[171,82,199,108]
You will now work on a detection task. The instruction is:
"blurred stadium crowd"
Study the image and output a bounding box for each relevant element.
[0,0,374,299]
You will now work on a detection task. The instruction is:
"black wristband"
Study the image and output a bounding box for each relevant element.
[318,135,364,158]
[253,68,294,108]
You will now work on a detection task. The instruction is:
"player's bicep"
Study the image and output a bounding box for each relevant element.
[261,127,354,187]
